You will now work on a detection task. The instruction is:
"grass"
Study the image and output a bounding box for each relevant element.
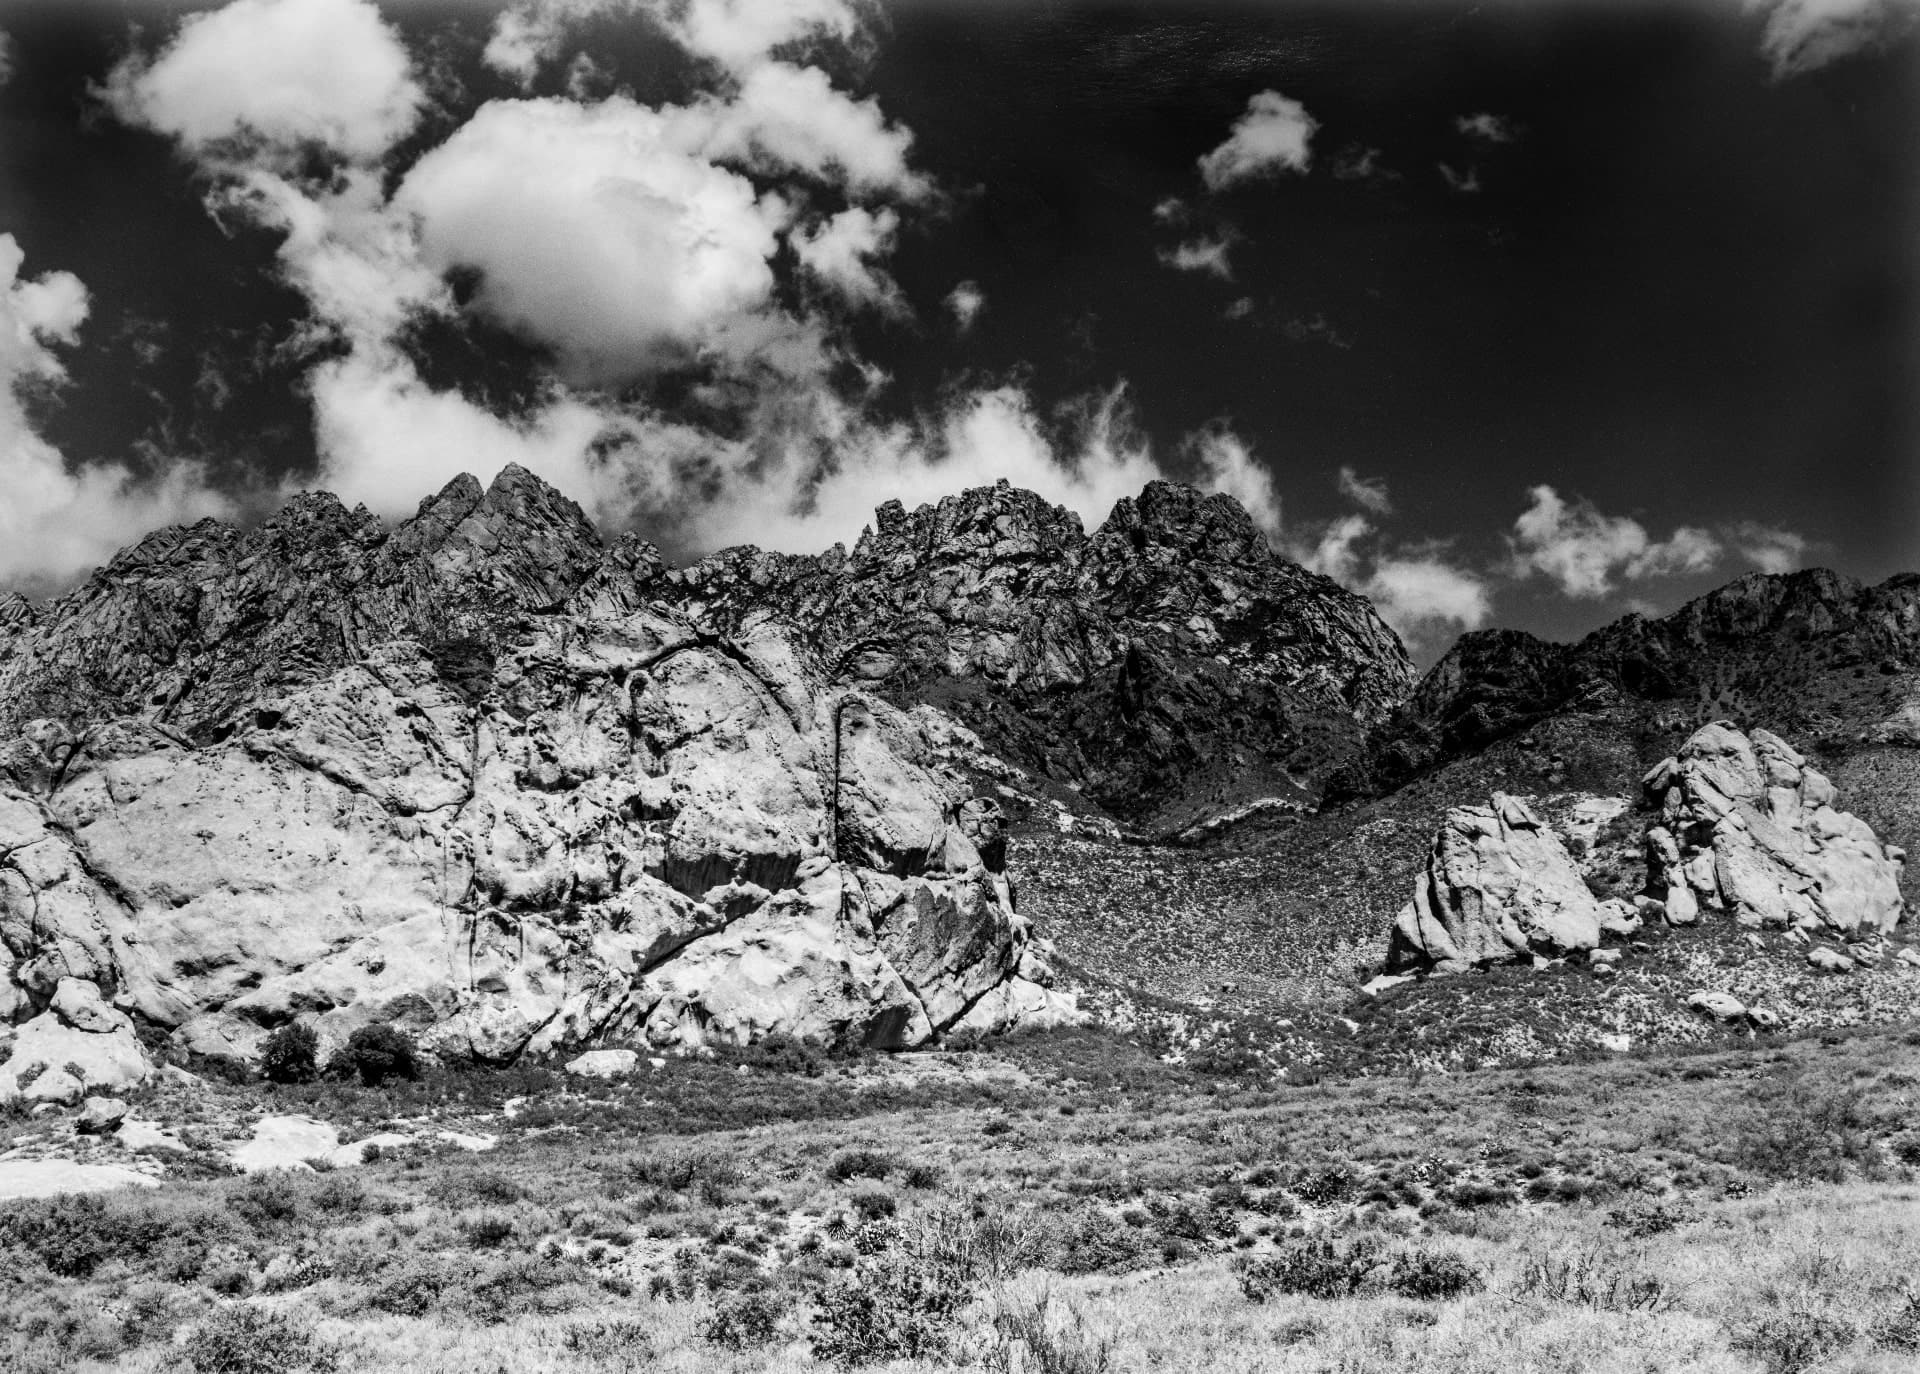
[3,1022,1919,1371]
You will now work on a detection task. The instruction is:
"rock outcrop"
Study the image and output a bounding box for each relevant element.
[1643,722,1905,934]
[1373,568,1920,793]
[616,480,1413,828]
[1388,793,1604,973]
[1,604,1065,1069]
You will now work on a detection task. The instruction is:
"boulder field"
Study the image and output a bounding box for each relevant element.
[1388,722,1907,974]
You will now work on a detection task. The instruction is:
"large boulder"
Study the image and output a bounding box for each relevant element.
[0,978,152,1102]
[1388,793,1604,973]
[1642,723,1905,934]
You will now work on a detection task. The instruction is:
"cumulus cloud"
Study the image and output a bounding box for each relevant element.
[1298,513,1490,644]
[104,0,422,167]
[1337,466,1392,515]
[945,281,985,333]
[1186,427,1282,540]
[1332,145,1395,183]
[1507,486,1723,598]
[1198,90,1317,191]
[0,236,229,590]
[1364,555,1495,641]
[1157,235,1235,280]
[1438,163,1481,194]
[1749,0,1917,79]
[683,383,1165,554]
[396,97,793,386]
[792,207,905,315]
[1456,112,1515,144]
[1728,520,1812,574]
[693,61,929,200]
[484,0,865,85]
[1291,471,1490,647]
[1152,196,1189,225]
[0,31,13,88]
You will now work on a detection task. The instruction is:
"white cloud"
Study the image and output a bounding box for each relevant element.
[1332,145,1394,183]
[1749,0,1917,79]
[1728,520,1812,574]
[104,0,422,167]
[1186,427,1281,540]
[1507,486,1723,598]
[1198,90,1316,191]
[484,0,866,84]
[1365,555,1494,641]
[1438,163,1481,194]
[1456,112,1515,144]
[1224,297,1254,321]
[945,281,985,333]
[1157,236,1235,280]
[792,206,905,315]
[0,236,230,590]
[1296,512,1489,645]
[395,96,792,387]
[693,61,928,200]
[0,31,13,88]
[682,383,1165,554]
[1152,196,1189,225]
[1337,466,1392,515]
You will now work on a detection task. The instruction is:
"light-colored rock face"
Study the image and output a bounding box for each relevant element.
[1643,722,1905,936]
[0,606,1070,1067]
[0,977,152,1102]
[1387,793,1604,973]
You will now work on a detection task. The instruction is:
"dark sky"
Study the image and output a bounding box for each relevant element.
[0,0,1915,662]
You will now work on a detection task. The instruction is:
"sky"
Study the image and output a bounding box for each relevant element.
[0,0,1915,662]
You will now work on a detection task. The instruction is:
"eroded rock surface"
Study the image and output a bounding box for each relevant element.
[1388,793,1604,973]
[1643,723,1905,934]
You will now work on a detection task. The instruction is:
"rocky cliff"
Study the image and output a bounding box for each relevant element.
[625,479,1413,829]
[0,467,1406,1076]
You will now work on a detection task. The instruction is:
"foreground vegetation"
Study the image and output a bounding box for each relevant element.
[5,1022,1920,1373]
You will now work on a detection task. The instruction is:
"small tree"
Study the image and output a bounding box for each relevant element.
[334,1024,419,1087]
[260,1023,319,1085]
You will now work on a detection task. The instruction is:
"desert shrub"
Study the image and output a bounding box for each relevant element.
[461,1211,517,1248]
[260,1024,319,1085]
[1239,1234,1385,1302]
[703,1290,788,1349]
[1729,1307,1856,1374]
[1870,1292,1920,1353]
[1385,1247,1483,1301]
[810,1215,982,1366]
[903,1162,944,1190]
[232,1171,305,1233]
[330,1024,418,1087]
[717,1032,826,1077]
[619,1151,744,1199]
[0,1192,240,1281]
[1729,1081,1879,1182]
[1605,1200,1693,1238]
[1517,1249,1676,1312]
[364,1256,459,1316]
[184,1305,333,1374]
[848,1185,896,1222]
[557,1318,654,1369]
[1049,1208,1149,1275]
[826,1148,898,1182]
[1290,1164,1357,1206]
[989,1292,1115,1374]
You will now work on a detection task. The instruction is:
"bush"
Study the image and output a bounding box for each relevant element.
[331,1024,419,1087]
[1385,1247,1483,1301]
[184,1306,333,1374]
[810,1217,980,1366]
[259,1023,319,1085]
[826,1148,898,1183]
[1239,1234,1385,1302]
[990,1292,1115,1374]
[1730,1307,1856,1374]
[717,1032,826,1077]
[703,1291,788,1349]
[1517,1249,1675,1312]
